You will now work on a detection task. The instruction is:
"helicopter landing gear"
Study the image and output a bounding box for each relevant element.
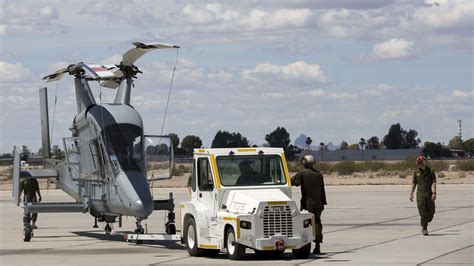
[93,217,99,228]
[22,209,33,242]
[23,226,33,242]
[134,220,144,244]
[105,223,112,235]
[134,220,144,234]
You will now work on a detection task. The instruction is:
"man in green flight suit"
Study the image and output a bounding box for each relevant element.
[291,155,327,254]
[19,171,42,229]
[410,155,436,236]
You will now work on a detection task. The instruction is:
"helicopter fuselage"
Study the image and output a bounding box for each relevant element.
[56,103,153,220]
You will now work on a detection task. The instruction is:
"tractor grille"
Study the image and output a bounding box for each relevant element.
[263,205,293,238]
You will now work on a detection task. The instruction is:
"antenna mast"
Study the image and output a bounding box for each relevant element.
[457,120,463,141]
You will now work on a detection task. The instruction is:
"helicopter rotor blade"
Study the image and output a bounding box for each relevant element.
[42,68,68,82]
[122,42,179,66]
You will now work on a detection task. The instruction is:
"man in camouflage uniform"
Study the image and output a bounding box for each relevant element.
[19,171,42,229]
[410,155,436,236]
[291,155,327,254]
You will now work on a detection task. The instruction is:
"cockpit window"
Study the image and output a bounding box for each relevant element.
[102,124,142,172]
[216,155,286,186]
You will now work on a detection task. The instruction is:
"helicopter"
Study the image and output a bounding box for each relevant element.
[12,42,180,241]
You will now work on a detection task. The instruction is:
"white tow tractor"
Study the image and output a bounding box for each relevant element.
[180,148,314,260]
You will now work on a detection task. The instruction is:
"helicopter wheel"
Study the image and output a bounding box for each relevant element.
[105,223,112,236]
[166,223,176,235]
[134,227,144,234]
[23,226,33,242]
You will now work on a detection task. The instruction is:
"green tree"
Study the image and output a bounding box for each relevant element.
[265,127,300,160]
[181,135,203,155]
[448,136,463,150]
[52,145,65,160]
[422,142,451,158]
[20,145,30,161]
[367,136,380,150]
[464,138,474,153]
[0,153,12,158]
[348,143,359,150]
[265,127,290,149]
[285,144,302,161]
[402,129,420,148]
[339,140,349,150]
[211,130,250,148]
[383,123,403,149]
[157,144,169,155]
[168,133,180,151]
[383,123,420,149]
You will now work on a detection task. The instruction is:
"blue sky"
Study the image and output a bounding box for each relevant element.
[0,0,472,153]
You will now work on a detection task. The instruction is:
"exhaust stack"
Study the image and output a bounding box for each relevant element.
[39,87,51,159]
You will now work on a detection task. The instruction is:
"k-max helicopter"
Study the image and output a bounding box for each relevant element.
[12,42,180,241]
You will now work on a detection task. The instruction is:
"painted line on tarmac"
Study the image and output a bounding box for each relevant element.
[298,219,474,265]
[416,244,474,266]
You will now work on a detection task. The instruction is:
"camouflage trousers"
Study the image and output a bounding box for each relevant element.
[417,197,435,228]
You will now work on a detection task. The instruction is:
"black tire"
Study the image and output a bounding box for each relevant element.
[166,223,176,235]
[292,243,311,259]
[185,217,205,256]
[206,249,220,257]
[225,227,245,260]
[23,227,32,242]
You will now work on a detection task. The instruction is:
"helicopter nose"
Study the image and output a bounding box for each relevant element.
[130,198,153,218]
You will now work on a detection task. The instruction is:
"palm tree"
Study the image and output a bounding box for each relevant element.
[359,138,366,160]
[305,137,313,151]
[320,142,325,161]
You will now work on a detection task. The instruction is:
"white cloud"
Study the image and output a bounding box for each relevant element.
[316,8,397,39]
[452,90,474,97]
[308,89,325,97]
[315,1,472,48]
[369,38,415,60]
[0,61,32,83]
[365,83,393,95]
[327,92,357,100]
[382,110,405,119]
[0,1,64,36]
[241,61,328,84]
[207,71,233,83]
[182,3,240,24]
[264,92,288,98]
[413,0,473,31]
[239,8,313,30]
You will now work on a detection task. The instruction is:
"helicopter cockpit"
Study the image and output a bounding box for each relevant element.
[102,124,143,175]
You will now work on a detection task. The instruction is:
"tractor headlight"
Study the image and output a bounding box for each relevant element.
[303,219,312,228]
[240,220,252,230]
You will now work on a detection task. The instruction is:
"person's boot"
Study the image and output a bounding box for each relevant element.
[313,243,321,254]
[422,226,428,236]
[31,222,37,229]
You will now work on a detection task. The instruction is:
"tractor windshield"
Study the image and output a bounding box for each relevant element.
[102,124,142,173]
[216,155,287,186]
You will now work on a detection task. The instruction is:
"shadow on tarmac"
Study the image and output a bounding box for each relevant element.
[201,252,332,261]
[72,230,186,250]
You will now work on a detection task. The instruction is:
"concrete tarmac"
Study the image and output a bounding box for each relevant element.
[0,185,473,265]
